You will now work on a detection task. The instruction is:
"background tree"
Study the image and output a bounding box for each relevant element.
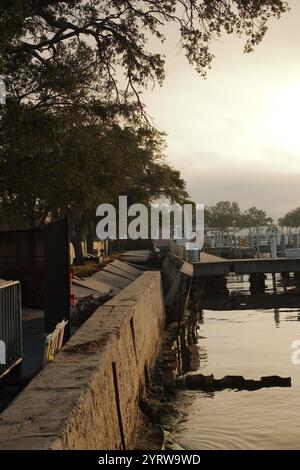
[279,207,300,228]
[206,201,241,229]
[239,207,273,228]
[205,201,273,230]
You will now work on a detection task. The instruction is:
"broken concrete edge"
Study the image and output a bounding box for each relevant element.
[178,373,292,391]
[0,271,165,450]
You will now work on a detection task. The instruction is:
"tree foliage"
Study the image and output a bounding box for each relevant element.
[206,201,273,229]
[239,206,273,228]
[0,0,289,112]
[279,207,300,227]
[0,1,289,259]
[0,101,188,230]
[206,201,241,229]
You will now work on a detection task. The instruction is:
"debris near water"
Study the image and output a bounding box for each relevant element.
[134,316,200,450]
[134,384,180,450]
[180,373,292,391]
[134,424,165,450]
[163,430,185,450]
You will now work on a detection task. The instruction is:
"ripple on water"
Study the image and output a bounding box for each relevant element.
[172,279,300,450]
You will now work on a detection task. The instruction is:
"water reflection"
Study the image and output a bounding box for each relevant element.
[178,313,206,373]
[203,273,300,311]
[274,308,280,327]
[172,274,300,450]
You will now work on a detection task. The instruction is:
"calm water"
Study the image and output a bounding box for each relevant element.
[172,275,300,450]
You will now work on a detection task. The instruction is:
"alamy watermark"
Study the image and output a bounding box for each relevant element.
[96,196,204,250]
[0,79,6,105]
[0,340,6,365]
[291,340,300,365]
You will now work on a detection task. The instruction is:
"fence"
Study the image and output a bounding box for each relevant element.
[0,280,22,379]
[0,218,70,336]
[0,229,44,308]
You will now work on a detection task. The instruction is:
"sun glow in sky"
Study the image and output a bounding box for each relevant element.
[263,83,300,156]
[142,0,300,219]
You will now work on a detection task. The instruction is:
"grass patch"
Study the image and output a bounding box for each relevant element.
[72,262,99,278]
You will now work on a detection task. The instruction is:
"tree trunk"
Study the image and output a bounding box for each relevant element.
[86,221,94,254]
[71,236,84,265]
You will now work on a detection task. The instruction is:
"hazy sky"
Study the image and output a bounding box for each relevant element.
[142,0,300,220]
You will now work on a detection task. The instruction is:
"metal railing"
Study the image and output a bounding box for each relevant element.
[0,280,22,379]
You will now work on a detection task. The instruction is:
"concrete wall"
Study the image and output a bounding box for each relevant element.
[0,272,165,450]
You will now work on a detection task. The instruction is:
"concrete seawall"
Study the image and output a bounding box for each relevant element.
[0,271,165,450]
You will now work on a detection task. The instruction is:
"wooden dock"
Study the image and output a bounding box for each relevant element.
[194,253,300,277]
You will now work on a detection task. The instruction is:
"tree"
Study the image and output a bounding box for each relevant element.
[206,201,241,229]
[0,1,289,261]
[279,207,300,228]
[205,201,273,229]
[239,206,273,228]
[0,1,289,113]
[0,101,188,262]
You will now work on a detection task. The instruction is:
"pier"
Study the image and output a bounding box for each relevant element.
[194,253,300,277]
